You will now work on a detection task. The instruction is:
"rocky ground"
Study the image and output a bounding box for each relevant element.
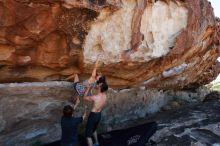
[122,92,220,146]
[42,92,220,146]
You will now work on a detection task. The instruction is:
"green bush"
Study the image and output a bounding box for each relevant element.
[208,83,220,91]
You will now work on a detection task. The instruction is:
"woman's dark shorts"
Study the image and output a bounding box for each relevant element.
[73,82,86,97]
[73,81,95,97]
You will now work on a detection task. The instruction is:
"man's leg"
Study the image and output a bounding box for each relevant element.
[93,131,99,145]
[91,113,101,146]
[86,113,95,146]
[86,137,93,146]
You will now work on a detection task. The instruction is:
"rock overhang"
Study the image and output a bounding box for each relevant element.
[0,0,219,89]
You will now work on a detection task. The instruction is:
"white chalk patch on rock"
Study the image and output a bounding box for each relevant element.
[162,63,188,77]
[131,1,188,61]
[83,0,136,64]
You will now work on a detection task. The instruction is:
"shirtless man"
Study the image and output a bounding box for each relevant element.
[83,81,108,146]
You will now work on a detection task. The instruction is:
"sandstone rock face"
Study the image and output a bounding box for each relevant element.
[0,0,219,89]
[0,82,210,146]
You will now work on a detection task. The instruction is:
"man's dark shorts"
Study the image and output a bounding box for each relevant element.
[86,112,101,137]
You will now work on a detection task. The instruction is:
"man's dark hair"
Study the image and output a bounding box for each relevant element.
[100,82,108,93]
[97,76,106,84]
[63,105,73,117]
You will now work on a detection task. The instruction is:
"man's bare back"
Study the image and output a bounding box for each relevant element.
[91,92,107,112]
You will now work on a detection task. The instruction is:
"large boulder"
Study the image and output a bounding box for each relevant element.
[0,81,211,146]
[0,0,219,89]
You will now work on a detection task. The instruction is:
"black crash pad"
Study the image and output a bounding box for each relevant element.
[43,121,157,146]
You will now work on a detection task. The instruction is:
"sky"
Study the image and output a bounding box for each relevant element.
[209,0,220,62]
[208,0,220,17]
[207,0,220,83]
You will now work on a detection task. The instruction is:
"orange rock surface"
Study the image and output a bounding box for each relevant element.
[0,0,219,89]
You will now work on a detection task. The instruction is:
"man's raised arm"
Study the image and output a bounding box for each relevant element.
[89,56,100,83]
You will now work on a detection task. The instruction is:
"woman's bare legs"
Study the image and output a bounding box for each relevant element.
[74,74,79,83]
[65,73,76,80]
